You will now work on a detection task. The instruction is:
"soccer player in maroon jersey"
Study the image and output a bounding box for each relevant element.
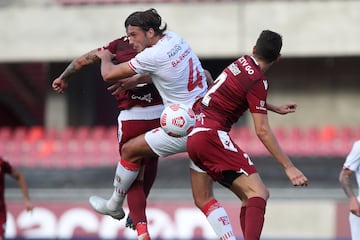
[187,30,309,240]
[52,36,163,240]
[0,156,33,239]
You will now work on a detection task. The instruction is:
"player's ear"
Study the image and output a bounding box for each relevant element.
[252,46,256,55]
[275,54,281,62]
[147,28,156,38]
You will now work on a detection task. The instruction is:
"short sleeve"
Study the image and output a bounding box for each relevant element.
[0,158,13,175]
[344,141,360,171]
[129,47,159,74]
[247,79,268,114]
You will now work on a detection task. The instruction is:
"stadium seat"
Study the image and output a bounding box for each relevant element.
[60,127,75,141]
[4,125,358,168]
[0,127,12,140]
[12,127,28,140]
[74,126,91,140]
[91,126,107,140]
[27,126,44,142]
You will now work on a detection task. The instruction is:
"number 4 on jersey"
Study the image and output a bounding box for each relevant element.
[187,58,204,92]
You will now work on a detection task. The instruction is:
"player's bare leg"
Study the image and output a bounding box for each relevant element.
[230,173,269,240]
[190,167,236,240]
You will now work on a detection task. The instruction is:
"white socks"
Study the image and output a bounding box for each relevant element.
[106,160,140,211]
[202,199,236,240]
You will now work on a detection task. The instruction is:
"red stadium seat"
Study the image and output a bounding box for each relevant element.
[91,126,107,140]
[74,126,91,140]
[12,127,28,140]
[0,127,12,140]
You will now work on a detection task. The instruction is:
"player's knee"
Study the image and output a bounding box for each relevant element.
[192,192,213,209]
[121,141,142,163]
[262,188,270,200]
[193,198,205,209]
[193,197,202,209]
[121,135,148,162]
[251,185,270,200]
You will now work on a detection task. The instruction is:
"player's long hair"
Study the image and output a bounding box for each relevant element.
[255,30,282,63]
[124,8,167,36]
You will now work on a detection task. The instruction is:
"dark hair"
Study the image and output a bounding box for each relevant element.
[255,30,282,63]
[124,8,167,36]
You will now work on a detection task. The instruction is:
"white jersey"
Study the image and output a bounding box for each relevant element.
[129,31,208,107]
[343,140,360,201]
[343,141,360,240]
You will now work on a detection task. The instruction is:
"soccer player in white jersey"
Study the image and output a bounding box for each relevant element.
[339,140,360,239]
[91,8,298,240]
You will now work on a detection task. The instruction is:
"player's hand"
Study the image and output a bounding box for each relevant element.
[276,102,297,115]
[107,76,144,95]
[107,82,124,95]
[120,76,143,90]
[349,197,360,216]
[95,48,113,60]
[285,165,308,186]
[107,79,137,95]
[52,78,68,94]
[24,199,34,212]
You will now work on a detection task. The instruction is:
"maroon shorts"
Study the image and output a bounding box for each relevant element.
[187,128,257,183]
[118,118,160,154]
[0,209,5,238]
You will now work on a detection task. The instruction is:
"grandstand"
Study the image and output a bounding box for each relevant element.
[0,0,359,239]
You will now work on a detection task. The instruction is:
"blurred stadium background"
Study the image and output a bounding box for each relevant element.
[1,0,360,239]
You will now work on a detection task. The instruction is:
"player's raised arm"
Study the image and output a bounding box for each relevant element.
[52,48,100,93]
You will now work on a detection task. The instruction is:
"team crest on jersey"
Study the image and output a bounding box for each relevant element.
[256,100,267,111]
[260,100,265,107]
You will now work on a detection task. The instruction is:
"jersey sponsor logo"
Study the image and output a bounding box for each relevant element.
[171,48,191,67]
[228,63,241,76]
[131,93,153,103]
[238,56,255,75]
[167,44,182,58]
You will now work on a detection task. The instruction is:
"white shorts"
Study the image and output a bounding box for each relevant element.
[349,212,360,239]
[144,128,205,173]
[189,159,206,173]
[145,127,187,157]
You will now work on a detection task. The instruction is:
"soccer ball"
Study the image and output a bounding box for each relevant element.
[160,103,196,137]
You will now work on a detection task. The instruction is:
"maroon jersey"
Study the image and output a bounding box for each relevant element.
[193,55,268,131]
[0,157,13,215]
[104,37,163,110]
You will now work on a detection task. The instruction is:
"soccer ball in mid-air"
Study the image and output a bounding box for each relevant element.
[160,103,196,137]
